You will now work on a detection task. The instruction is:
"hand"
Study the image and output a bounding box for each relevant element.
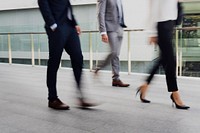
[101,34,109,43]
[149,37,158,45]
[75,26,81,35]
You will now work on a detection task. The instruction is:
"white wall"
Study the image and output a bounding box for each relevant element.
[0,0,199,11]
[0,0,96,11]
[121,0,158,61]
[123,0,150,29]
[0,0,165,61]
[0,0,38,11]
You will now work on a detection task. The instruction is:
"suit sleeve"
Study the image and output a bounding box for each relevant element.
[38,0,56,27]
[97,0,107,33]
[71,14,78,26]
[68,0,78,26]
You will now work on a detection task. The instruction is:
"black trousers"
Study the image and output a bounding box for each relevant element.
[146,20,178,92]
[45,22,83,101]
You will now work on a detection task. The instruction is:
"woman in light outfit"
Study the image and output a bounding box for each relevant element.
[136,0,190,110]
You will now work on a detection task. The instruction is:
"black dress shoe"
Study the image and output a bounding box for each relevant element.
[112,79,130,87]
[48,98,70,110]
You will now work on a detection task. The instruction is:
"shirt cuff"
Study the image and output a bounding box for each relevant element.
[50,23,57,31]
[100,32,107,35]
[145,30,157,37]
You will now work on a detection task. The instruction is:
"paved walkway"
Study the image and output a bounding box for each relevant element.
[0,63,200,133]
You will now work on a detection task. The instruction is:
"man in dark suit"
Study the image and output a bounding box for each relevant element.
[38,0,95,110]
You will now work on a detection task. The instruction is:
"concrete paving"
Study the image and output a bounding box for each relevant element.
[0,63,200,133]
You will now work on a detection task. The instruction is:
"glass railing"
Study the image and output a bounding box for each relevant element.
[0,27,200,77]
[175,27,200,77]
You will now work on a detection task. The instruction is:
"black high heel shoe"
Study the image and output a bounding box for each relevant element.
[170,94,190,110]
[136,87,151,103]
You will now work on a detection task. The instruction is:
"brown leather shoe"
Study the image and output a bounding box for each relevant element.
[112,79,130,87]
[94,67,100,74]
[48,99,70,110]
[77,98,97,108]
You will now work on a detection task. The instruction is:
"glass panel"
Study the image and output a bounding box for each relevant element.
[0,35,9,63]
[10,34,32,65]
[33,34,48,66]
[178,14,200,77]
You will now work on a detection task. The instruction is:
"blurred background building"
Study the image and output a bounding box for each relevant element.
[0,0,199,77]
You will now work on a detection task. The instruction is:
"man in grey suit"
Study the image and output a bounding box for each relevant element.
[96,0,129,87]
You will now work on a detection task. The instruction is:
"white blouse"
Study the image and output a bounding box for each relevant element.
[148,0,178,37]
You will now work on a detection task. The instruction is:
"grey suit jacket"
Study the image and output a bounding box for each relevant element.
[97,0,126,33]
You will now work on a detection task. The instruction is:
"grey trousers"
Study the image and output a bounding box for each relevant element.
[98,26,123,80]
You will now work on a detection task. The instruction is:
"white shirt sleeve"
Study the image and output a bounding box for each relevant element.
[146,0,178,37]
[147,0,158,37]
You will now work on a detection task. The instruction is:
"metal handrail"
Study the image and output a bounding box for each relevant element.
[175,27,200,30]
[1,26,199,35]
[0,29,144,35]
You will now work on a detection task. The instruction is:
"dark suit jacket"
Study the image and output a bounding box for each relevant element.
[38,0,77,28]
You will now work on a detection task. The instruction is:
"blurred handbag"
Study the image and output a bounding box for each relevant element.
[175,2,183,25]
